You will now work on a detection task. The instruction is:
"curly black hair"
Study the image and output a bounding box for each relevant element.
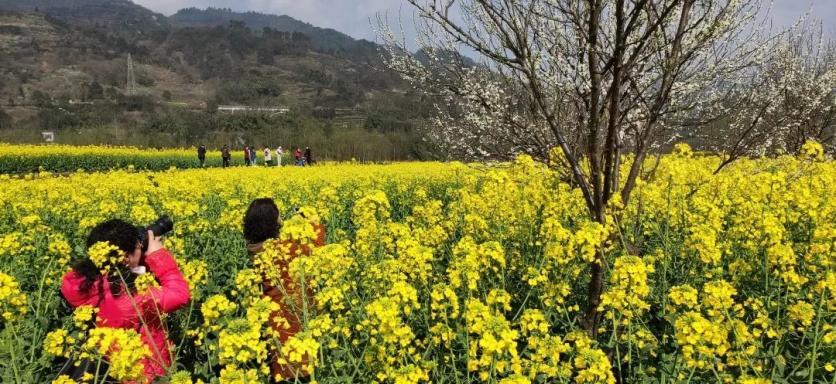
[71,219,140,300]
[243,198,283,245]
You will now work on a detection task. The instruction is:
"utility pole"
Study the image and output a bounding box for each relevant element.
[126,53,136,96]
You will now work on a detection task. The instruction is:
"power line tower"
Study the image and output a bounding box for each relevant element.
[126,53,136,96]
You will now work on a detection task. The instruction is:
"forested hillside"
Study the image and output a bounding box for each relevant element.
[0,1,434,160]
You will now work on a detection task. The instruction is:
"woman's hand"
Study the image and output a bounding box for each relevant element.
[146,230,164,254]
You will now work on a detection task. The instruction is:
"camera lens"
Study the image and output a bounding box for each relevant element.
[148,216,174,237]
[140,216,174,253]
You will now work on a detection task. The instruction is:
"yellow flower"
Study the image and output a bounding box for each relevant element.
[391,364,429,384]
[569,332,616,384]
[464,299,521,379]
[51,375,78,384]
[82,328,150,381]
[218,318,267,366]
[201,294,238,331]
[72,305,99,331]
[673,142,694,157]
[674,311,730,370]
[738,377,771,384]
[86,241,122,272]
[44,329,75,358]
[799,139,825,161]
[448,237,505,291]
[668,285,699,310]
[170,371,194,384]
[600,256,654,321]
[219,365,260,383]
[0,272,28,323]
[182,259,209,292]
[232,268,262,305]
[787,301,815,328]
[0,145,834,384]
[702,280,737,318]
[134,272,160,293]
[499,374,531,384]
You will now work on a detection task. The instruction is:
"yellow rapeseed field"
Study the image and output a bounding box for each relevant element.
[0,142,833,383]
[0,143,254,173]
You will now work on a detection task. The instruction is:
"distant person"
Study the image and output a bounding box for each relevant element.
[294,148,303,166]
[276,146,284,167]
[221,145,231,168]
[304,147,314,166]
[263,147,272,166]
[244,146,251,166]
[250,147,258,166]
[197,145,207,167]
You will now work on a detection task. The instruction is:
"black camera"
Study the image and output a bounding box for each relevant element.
[138,216,174,254]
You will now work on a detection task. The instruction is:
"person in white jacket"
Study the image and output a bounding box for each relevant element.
[263,147,273,166]
[275,146,284,167]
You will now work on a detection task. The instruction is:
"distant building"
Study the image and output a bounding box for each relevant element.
[41,131,55,143]
[217,105,289,115]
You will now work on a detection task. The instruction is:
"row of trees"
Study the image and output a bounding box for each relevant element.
[0,102,434,161]
[380,0,835,331]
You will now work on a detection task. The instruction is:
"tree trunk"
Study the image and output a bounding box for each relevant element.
[583,204,608,334]
[583,250,606,334]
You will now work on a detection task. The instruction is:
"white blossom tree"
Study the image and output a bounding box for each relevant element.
[379,0,783,330]
[699,21,836,172]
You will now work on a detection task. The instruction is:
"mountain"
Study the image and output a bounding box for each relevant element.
[0,1,434,158]
[0,0,169,40]
[0,0,407,108]
[414,48,478,68]
[170,7,377,56]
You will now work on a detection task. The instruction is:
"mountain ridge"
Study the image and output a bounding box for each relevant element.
[0,0,433,158]
[170,7,378,55]
[0,0,403,107]
[0,0,169,39]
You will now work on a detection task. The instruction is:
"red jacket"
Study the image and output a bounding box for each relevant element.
[61,249,191,383]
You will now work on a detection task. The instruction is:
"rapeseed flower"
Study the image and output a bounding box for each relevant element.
[82,327,150,382]
[0,272,27,323]
[0,147,833,383]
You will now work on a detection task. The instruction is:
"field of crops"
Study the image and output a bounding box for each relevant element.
[0,143,833,384]
[0,144,273,173]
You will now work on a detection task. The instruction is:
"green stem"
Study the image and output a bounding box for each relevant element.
[808,292,826,384]
[8,326,22,384]
[614,320,623,384]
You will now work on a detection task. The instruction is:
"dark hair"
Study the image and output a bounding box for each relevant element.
[85,219,140,253]
[243,198,282,244]
[72,219,140,300]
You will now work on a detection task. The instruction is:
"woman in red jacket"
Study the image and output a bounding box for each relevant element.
[61,219,191,383]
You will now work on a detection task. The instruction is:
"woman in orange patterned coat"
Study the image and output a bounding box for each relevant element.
[243,198,325,383]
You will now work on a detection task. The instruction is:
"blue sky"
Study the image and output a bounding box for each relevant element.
[133,0,836,42]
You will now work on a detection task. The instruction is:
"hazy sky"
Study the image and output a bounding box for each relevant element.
[133,0,836,42]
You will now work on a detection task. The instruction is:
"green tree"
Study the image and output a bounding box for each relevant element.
[206,99,219,114]
[87,81,105,100]
[31,90,51,107]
